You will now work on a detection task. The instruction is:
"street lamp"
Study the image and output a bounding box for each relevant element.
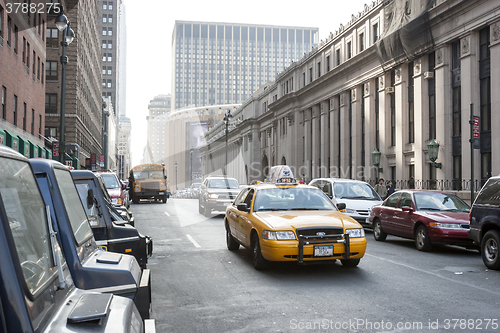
[427,139,442,168]
[223,110,233,175]
[175,161,178,191]
[55,7,75,164]
[371,148,383,179]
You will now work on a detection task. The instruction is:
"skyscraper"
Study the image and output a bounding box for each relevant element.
[171,21,318,110]
[146,94,171,163]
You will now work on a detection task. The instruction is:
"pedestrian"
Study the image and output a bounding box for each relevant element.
[386,180,395,196]
[408,176,415,189]
[299,178,305,184]
[374,178,388,199]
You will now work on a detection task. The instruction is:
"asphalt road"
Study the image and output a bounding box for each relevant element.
[130,198,500,333]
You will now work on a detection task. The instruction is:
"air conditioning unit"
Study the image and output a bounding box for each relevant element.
[385,87,394,94]
[423,71,434,79]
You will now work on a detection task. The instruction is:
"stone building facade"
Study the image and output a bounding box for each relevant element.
[201,0,500,199]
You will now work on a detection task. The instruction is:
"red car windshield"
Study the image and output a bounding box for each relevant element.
[413,192,470,212]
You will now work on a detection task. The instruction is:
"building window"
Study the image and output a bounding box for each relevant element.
[45,127,58,139]
[41,63,44,84]
[102,28,107,36]
[373,23,379,43]
[107,80,112,88]
[13,95,17,126]
[46,28,58,47]
[23,103,27,131]
[102,80,106,88]
[317,62,321,77]
[336,48,340,66]
[103,15,107,23]
[46,61,58,80]
[39,114,42,136]
[22,37,26,62]
[408,62,414,143]
[309,67,312,83]
[108,14,113,23]
[108,1,113,10]
[359,32,364,52]
[390,71,396,146]
[1,87,6,120]
[428,52,436,140]
[103,1,107,10]
[37,57,40,80]
[0,5,4,39]
[7,16,11,46]
[14,25,18,53]
[107,67,112,75]
[108,40,112,49]
[107,54,112,62]
[26,43,30,68]
[326,55,330,72]
[45,93,57,113]
[32,51,36,75]
[347,41,352,59]
[103,53,107,62]
[108,28,113,36]
[31,109,35,135]
[102,40,107,49]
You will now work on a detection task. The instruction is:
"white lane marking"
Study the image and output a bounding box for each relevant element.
[186,234,201,248]
[164,212,170,216]
[365,253,500,296]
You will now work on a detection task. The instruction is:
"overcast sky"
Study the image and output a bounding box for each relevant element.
[125,0,370,166]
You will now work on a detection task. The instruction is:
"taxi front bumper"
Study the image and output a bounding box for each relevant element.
[260,235,366,263]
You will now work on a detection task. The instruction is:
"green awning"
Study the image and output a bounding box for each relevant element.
[39,146,47,158]
[4,131,19,151]
[0,128,5,146]
[28,141,38,158]
[18,136,29,158]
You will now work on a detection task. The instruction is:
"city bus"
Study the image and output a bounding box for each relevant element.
[129,164,169,203]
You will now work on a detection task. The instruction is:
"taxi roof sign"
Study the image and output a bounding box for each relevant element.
[267,165,295,183]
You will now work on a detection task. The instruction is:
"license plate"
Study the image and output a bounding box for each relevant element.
[159,192,164,195]
[314,245,333,257]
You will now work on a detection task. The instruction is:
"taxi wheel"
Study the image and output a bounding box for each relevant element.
[340,259,360,267]
[226,223,239,251]
[415,225,432,252]
[373,219,387,241]
[252,235,268,270]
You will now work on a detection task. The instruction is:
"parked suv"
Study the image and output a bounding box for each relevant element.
[469,176,500,270]
[199,176,240,217]
[309,178,383,226]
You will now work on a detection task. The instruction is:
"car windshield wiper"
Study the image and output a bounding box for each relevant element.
[290,208,322,210]
[257,208,285,211]
[347,196,372,200]
[420,207,441,211]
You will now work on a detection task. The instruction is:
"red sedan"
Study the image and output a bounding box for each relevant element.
[368,190,474,251]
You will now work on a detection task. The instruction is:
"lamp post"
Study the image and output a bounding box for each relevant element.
[371,148,382,180]
[55,8,75,164]
[223,110,233,175]
[175,161,178,191]
[427,139,442,168]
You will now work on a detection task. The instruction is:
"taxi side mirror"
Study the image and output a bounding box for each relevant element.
[237,203,250,212]
[337,203,346,211]
[87,189,94,209]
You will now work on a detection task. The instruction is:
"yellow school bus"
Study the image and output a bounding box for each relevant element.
[129,163,169,204]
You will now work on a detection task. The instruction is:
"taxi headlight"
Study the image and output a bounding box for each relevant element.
[345,208,357,214]
[345,228,365,238]
[429,222,462,229]
[208,193,219,199]
[262,230,296,240]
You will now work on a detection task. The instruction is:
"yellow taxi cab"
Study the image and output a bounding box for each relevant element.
[224,166,367,269]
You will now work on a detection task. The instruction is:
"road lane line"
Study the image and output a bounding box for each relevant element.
[164,212,170,216]
[186,234,201,248]
[366,253,500,296]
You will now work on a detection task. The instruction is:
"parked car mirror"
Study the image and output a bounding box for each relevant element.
[337,202,346,211]
[237,203,249,212]
[402,206,413,213]
[87,189,94,209]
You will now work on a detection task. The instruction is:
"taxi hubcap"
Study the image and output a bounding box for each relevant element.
[485,238,498,262]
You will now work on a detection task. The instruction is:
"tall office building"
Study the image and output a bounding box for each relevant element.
[171,21,318,110]
[146,94,171,163]
[98,0,120,118]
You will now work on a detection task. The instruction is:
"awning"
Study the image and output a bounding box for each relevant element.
[0,128,5,146]
[4,131,20,151]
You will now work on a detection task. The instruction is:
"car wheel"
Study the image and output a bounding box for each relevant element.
[373,219,387,241]
[252,235,268,270]
[340,258,360,267]
[226,223,239,251]
[481,230,500,270]
[198,201,203,214]
[162,196,167,203]
[133,197,139,204]
[204,204,211,218]
[415,225,432,251]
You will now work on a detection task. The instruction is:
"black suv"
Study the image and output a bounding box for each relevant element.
[469,176,500,270]
[198,176,240,217]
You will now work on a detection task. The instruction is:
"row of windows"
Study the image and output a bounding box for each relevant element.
[2,86,41,135]
[0,4,46,46]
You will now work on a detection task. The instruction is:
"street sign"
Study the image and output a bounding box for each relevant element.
[91,154,96,171]
[53,141,59,157]
[99,155,105,168]
[473,116,480,149]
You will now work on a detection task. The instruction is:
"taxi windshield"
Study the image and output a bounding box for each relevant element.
[253,187,337,212]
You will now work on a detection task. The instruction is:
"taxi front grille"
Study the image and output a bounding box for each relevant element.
[296,227,349,264]
[296,227,344,238]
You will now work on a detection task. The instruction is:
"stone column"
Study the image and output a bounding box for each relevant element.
[329,97,338,178]
[378,75,388,180]
[490,21,500,175]
[311,105,320,178]
[320,101,329,178]
[339,92,350,179]
[351,86,361,179]
[434,46,452,181]
[303,110,311,181]
[363,81,375,181]
[394,66,405,182]
[413,57,426,182]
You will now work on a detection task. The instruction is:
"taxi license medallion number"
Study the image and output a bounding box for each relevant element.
[314,245,334,257]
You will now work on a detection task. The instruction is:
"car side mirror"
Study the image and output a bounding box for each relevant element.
[337,203,346,211]
[237,203,249,212]
[402,206,413,213]
[122,183,126,190]
[87,189,94,209]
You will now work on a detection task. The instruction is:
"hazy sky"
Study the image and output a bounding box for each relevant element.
[125,0,370,166]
